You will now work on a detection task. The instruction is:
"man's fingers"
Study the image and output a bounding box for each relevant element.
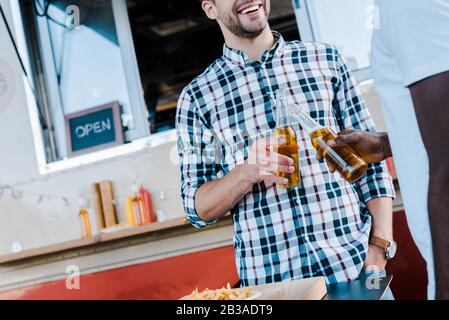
[257,155,295,173]
[338,129,357,135]
[257,151,294,166]
[251,136,286,156]
[328,133,362,148]
[264,135,286,150]
[327,162,336,172]
[253,135,295,167]
[266,163,295,174]
[263,174,289,186]
[268,152,294,166]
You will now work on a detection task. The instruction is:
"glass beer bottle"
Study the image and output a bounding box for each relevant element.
[273,90,300,187]
[287,104,368,183]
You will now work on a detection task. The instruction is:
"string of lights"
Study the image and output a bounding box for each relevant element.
[0,180,178,209]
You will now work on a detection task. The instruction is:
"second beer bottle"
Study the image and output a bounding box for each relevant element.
[287,103,368,183]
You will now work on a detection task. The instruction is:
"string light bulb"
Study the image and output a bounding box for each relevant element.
[9,188,17,200]
[11,241,23,254]
[0,183,178,219]
[156,210,167,222]
[62,197,70,207]
[78,196,86,208]
[36,195,44,204]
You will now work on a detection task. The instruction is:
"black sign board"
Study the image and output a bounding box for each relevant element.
[65,101,124,157]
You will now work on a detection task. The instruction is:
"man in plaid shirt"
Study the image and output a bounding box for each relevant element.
[176,0,395,287]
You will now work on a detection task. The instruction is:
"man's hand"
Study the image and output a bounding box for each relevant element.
[364,244,387,270]
[243,135,296,187]
[316,130,392,172]
[194,135,296,222]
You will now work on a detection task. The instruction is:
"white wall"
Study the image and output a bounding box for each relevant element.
[0,0,185,256]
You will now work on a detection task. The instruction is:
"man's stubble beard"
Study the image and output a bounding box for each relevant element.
[220,5,270,39]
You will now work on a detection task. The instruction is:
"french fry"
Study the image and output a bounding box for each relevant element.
[185,283,254,300]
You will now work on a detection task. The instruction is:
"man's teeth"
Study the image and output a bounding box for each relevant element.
[241,5,260,14]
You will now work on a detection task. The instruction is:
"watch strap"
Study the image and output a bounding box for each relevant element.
[369,236,391,250]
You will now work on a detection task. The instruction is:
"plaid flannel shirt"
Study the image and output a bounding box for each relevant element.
[176,32,395,286]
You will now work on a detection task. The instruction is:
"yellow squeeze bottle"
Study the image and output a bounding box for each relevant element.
[79,207,92,238]
[125,196,136,226]
[131,184,145,225]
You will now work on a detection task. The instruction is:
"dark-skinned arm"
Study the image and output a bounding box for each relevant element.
[409,70,449,300]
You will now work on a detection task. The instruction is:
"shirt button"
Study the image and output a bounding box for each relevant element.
[304,236,310,242]
[296,199,301,205]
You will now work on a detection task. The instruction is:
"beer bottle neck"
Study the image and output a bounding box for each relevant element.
[287,103,323,133]
[276,104,289,127]
[275,89,289,127]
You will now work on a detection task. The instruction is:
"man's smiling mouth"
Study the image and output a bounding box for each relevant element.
[237,2,263,16]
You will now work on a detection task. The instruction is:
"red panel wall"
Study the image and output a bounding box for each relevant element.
[0,211,428,300]
[0,246,239,300]
[386,211,428,299]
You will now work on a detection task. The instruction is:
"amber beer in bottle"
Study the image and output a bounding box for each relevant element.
[288,104,368,183]
[273,90,300,187]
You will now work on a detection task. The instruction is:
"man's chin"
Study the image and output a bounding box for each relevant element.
[222,12,269,39]
[238,20,268,38]
[238,30,264,39]
[239,15,267,28]
[241,27,267,39]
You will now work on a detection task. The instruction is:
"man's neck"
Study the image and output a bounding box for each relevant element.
[223,27,275,61]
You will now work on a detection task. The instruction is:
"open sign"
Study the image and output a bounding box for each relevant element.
[65,101,124,157]
[75,119,112,138]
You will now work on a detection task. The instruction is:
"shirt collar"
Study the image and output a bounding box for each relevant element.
[222,31,285,66]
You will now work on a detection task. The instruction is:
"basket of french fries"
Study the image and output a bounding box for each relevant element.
[181,283,261,300]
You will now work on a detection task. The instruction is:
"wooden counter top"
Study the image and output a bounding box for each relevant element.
[0,218,192,265]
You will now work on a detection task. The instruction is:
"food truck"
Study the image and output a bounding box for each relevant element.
[0,0,429,300]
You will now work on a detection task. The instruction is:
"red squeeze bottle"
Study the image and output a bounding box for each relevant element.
[140,186,156,223]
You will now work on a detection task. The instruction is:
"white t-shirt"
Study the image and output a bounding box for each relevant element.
[371,0,449,300]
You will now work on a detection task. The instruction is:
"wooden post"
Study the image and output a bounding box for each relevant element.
[91,183,106,231]
[99,181,118,228]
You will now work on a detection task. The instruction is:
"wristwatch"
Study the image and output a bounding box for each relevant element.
[369,236,397,260]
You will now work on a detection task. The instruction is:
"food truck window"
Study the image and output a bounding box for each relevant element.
[127,0,300,134]
[18,0,149,163]
[14,0,299,168]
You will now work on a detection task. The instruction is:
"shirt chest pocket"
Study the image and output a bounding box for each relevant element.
[287,84,342,131]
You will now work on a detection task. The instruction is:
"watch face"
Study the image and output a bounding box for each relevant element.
[387,241,398,260]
